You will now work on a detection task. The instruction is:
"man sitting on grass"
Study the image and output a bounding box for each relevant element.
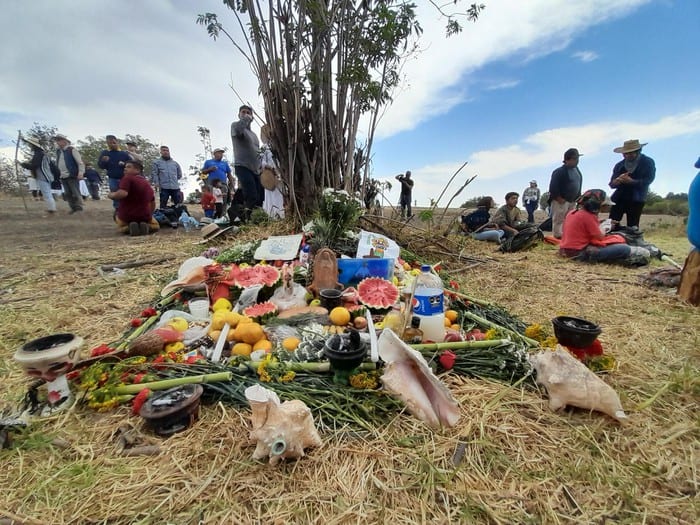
[108,160,160,236]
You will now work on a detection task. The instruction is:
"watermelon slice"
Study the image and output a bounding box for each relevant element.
[357,277,399,311]
[243,301,278,323]
[233,264,281,289]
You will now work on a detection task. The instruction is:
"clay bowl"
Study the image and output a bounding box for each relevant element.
[323,334,367,371]
[14,333,84,381]
[139,384,204,436]
[551,316,602,348]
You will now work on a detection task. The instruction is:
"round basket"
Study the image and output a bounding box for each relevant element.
[551,316,601,348]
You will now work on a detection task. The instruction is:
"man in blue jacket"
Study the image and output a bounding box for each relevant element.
[608,139,655,231]
[677,157,700,305]
[98,135,131,211]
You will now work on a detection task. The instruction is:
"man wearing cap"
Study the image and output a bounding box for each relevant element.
[608,139,656,231]
[548,148,583,238]
[201,148,232,208]
[231,105,263,221]
[522,180,541,223]
[151,145,183,209]
[98,135,132,211]
[54,134,85,214]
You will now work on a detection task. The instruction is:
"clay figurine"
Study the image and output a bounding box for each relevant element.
[307,247,342,297]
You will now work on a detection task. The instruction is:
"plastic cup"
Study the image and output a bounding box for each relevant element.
[188,298,210,319]
[319,289,342,310]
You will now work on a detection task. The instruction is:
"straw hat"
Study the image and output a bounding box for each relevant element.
[613,139,647,154]
[53,134,71,143]
[194,223,235,244]
[22,136,43,149]
[260,167,277,191]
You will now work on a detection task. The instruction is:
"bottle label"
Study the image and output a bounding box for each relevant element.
[413,290,443,316]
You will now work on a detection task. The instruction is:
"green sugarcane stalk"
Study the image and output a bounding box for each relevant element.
[246,361,377,373]
[445,288,492,307]
[115,313,162,351]
[411,339,510,351]
[112,371,232,395]
[461,311,539,347]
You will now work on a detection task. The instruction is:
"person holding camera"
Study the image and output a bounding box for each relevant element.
[396,170,413,219]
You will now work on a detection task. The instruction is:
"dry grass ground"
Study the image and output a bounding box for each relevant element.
[0,195,697,524]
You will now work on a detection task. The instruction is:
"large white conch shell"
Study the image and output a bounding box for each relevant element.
[378,329,460,428]
[244,384,322,465]
[529,346,627,421]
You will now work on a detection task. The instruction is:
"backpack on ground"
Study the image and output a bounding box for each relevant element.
[499,226,544,253]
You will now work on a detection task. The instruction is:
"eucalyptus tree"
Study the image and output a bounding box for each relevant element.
[198,0,482,220]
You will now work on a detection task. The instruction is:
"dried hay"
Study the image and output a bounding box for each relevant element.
[0,197,698,524]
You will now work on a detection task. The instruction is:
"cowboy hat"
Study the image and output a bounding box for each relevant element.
[22,136,43,149]
[53,134,70,143]
[613,139,647,154]
[194,223,236,245]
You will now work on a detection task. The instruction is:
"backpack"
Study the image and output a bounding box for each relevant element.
[499,226,544,253]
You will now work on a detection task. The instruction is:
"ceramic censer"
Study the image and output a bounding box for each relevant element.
[13,333,84,416]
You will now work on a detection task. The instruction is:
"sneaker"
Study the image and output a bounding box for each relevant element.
[129,222,139,236]
[139,222,149,236]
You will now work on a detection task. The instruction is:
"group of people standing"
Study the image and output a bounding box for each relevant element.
[20,103,285,237]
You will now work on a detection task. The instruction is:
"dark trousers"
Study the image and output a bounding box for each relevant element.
[159,188,181,209]
[399,193,412,217]
[525,201,538,223]
[87,181,100,200]
[61,177,83,212]
[609,200,645,228]
[235,166,262,220]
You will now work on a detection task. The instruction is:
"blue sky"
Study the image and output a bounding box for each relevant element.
[1,0,698,209]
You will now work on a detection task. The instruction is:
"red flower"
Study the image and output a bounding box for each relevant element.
[185,355,205,364]
[566,340,604,361]
[448,280,460,291]
[132,388,151,416]
[133,373,147,384]
[439,350,457,371]
[130,318,143,328]
[140,307,157,318]
[90,344,114,357]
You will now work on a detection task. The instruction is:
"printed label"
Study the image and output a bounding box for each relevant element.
[413,291,444,316]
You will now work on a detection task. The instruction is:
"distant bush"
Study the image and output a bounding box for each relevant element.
[644,200,688,216]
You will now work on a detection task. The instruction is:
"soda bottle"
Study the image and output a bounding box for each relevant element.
[413,264,445,342]
[299,244,310,266]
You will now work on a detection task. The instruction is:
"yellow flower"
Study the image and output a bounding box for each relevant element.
[349,371,380,389]
[484,328,499,340]
[279,371,296,383]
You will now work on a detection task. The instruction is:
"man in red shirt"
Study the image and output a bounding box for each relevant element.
[108,160,160,236]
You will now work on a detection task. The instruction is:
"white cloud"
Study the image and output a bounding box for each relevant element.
[572,50,599,62]
[484,80,521,91]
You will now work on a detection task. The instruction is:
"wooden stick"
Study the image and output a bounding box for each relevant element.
[100,255,175,271]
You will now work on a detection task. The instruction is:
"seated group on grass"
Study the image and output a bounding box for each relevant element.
[460,192,535,244]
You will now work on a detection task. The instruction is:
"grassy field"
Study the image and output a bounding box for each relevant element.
[0,195,697,524]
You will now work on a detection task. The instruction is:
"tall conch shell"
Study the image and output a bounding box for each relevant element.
[529,346,628,421]
[244,384,322,465]
[378,329,460,428]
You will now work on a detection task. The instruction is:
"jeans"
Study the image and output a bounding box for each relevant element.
[472,229,504,243]
[525,201,538,223]
[159,188,181,209]
[235,166,262,220]
[576,243,631,262]
[109,178,121,209]
[36,178,56,212]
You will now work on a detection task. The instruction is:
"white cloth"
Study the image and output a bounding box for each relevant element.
[79,179,89,197]
[263,188,285,219]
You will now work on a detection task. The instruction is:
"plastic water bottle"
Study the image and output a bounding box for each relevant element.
[413,264,445,342]
[180,211,191,232]
[299,244,310,266]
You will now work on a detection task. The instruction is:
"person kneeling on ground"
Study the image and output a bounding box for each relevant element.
[559,189,648,264]
[460,196,504,243]
[108,160,160,236]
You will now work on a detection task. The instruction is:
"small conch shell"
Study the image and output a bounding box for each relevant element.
[245,384,322,465]
[378,329,460,428]
[529,346,628,421]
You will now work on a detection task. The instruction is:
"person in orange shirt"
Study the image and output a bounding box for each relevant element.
[559,189,647,264]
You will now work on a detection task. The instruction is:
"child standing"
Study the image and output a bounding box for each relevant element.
[212,179,224,218]
[200,185,216,218]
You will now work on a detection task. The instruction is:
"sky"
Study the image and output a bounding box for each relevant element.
[1,0,698,208]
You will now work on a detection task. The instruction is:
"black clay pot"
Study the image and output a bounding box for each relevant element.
[552,316,602,348]
[139,384,204,436]
[323,332,367,372]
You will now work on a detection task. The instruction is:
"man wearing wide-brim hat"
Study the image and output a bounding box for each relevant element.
[608,139,656,231]
[20,135,59,216]
[53,133,86,214]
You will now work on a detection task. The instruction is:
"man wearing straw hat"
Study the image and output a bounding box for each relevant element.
[608,139,655,231]
[53,133,85,214]
[20,136,58,216]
